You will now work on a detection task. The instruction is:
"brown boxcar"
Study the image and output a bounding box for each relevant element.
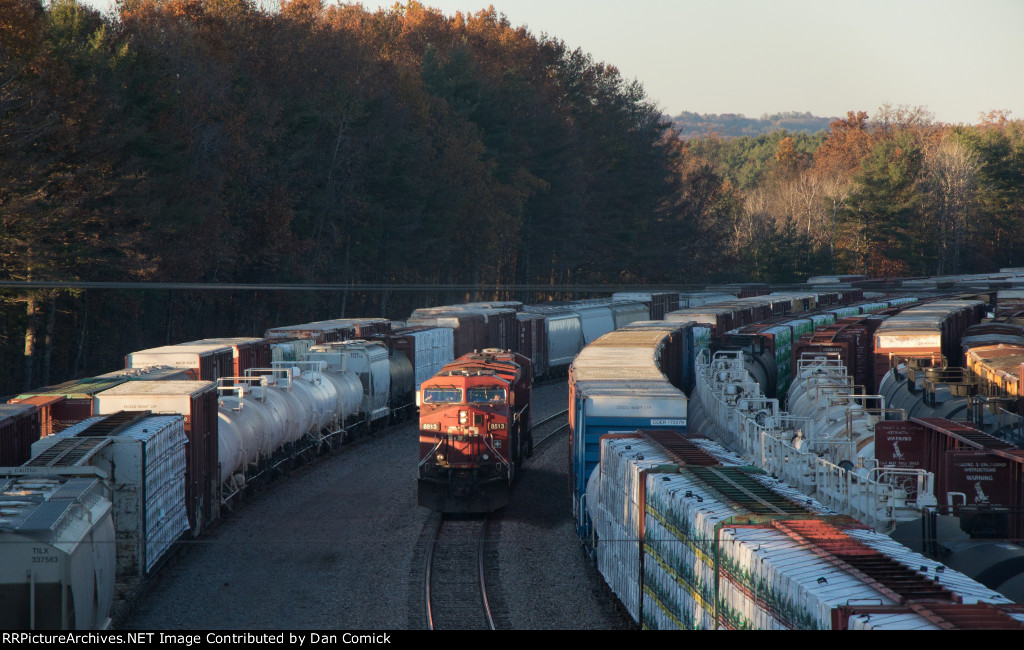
[183,337,273,378]
[7,395,63,438]
[666,305,740,338]
[515,312,548,378]
[264,322,347,344]
[418,307,518,353]
[0,403,41,466]
[311,318,392,340]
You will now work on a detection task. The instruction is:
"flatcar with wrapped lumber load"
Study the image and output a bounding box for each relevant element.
[587,427,1024,629]
[417,349,532,512]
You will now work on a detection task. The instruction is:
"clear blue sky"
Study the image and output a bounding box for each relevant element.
[79,0,1024,125]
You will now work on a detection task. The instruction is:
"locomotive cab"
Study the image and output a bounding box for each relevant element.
[417,351,532,512]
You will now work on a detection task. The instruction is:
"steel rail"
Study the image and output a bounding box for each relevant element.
[532,409,569,451]
[424,516,441,631]
[479,518,496,631]
[425,516,495,631]
[533,409,568,429]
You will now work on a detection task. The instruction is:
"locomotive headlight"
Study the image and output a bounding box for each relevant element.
[481,453,489,460]
[459,410,468,424]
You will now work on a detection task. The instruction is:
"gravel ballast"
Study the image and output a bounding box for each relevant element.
[121,381,631,630]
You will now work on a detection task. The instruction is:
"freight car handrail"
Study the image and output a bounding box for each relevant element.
[273,360,325,381]
[866,467,937,507]
[245,367,294,390]
[217,376,269,406]
[888,353,949,382]
[809,380,857,409]
[795,354,846,372]
[824,393,885,435]
[697,349,935,531]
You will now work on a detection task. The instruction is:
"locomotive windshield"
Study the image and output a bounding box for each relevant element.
[422,387,463,404]
[466,387,507,404]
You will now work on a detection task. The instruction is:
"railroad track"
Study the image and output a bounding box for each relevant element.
[532,409,569,452]
[424,515,495,630]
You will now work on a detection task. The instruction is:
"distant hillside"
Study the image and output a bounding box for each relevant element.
[671,111,835,139]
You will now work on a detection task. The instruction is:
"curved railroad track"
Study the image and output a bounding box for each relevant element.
[424,514,495,630]
[531,408,569,453]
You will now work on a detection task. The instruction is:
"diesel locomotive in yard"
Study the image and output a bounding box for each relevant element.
[417,350,533,512]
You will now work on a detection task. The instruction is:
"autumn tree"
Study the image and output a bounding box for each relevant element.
[841,131,923,275]
[919,133,981,274]
[968,114,1024,268]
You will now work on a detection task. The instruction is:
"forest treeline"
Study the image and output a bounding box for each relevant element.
[671,111,834,139]
[1,0,1023,395]
[690,106,1024,281]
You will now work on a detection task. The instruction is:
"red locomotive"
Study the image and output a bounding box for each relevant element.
[417,349,533,512]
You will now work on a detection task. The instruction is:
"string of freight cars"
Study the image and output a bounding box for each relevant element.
[570,291,1024,628]
[4,275,1022,630]
[1,293,687,630]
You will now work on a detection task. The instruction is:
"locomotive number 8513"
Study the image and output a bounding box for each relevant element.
[416,349,533,512]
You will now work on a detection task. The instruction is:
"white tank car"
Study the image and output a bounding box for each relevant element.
[693,350,934,532]
[240,367,319,443]
[318,367,364,426]
[217,382,278,484]
[787,355,883,465]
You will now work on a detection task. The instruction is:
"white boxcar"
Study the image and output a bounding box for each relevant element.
[93,380,214,415]
[31,415,189,575]
[125,344,233,381]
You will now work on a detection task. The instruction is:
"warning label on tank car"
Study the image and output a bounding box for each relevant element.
[875,421,927,469]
